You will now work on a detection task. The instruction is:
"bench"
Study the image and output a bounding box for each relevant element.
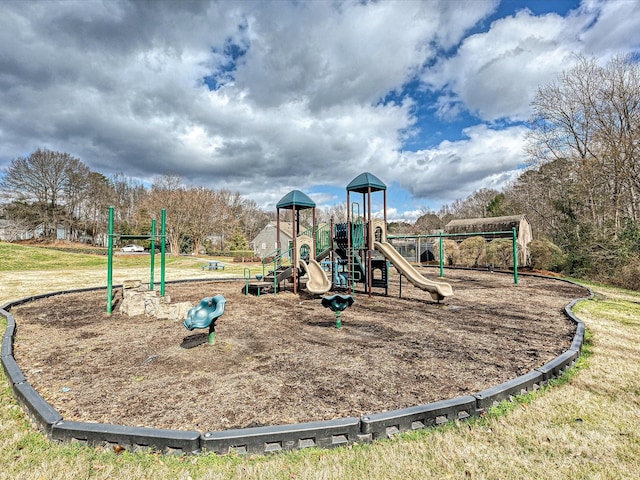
[202,261,225,271]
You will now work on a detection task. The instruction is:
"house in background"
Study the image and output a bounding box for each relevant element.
[0,219,27,241]
[251,223,294,259]
[444,214,533,266]
[31,223,67,241]
[0,220,67,242]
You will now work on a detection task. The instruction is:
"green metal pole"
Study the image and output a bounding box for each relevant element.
[107,206,114,315]
[244,267,250,296]
[150,218,156,291]
[160,209,166,296]
[512,227,519,284]
[439,233,444,278]
[273,258,278,294]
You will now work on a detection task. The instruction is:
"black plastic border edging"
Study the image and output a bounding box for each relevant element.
[1,310,16,358]
[13,381,63,434]
[360,395,477,440]
[0,275,593,455]
[201,416,362,455]
[52,420,201,454]
[474,370,543,412]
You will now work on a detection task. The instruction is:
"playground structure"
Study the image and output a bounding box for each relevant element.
[445,215,532,267]
[374,240,453,300]
[387,229,521,285]
[245,172,454,301]
[0,177,592,456]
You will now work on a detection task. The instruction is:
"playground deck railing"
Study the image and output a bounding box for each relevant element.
[298,224,332,258]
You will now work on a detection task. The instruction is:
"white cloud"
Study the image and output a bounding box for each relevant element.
[0,0,496,201]
[233,1,497,111]
[423,9,588,122]
[578,0,640,56]
[1,0,638,215]
[392,124,529,204]
[384,207,425,223]
[422,1,640,123]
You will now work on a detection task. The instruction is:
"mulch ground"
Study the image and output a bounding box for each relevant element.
[10,269,588,432]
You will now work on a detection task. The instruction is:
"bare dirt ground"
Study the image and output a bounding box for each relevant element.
[9,269,588,432]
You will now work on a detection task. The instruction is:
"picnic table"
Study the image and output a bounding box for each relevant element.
[202,261,225,271]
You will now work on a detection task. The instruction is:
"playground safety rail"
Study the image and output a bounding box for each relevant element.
[299,224,332,259]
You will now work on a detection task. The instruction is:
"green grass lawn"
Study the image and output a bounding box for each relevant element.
[0,242,262,274]
[1,243,639,479]
[0,242,109,270]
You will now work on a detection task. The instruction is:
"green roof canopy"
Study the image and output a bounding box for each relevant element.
[346,172,387,193]
[276,190,316,210]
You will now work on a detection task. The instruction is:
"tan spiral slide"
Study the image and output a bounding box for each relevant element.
[298,258,332,295]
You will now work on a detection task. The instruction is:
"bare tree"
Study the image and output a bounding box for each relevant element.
[317,202,348,224]
[186,186,218,255]
[527,54,640,237]
[81,172,115,245]
[63,161,92,240]
[145,175,191,254]
[447,188,502,219]
[236,198,270,244]
[110,172,147,232]
[414,208,443,233]
[1,149,89,239]
[211,189,239,251]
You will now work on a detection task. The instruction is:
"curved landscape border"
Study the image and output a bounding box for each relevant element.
[1,275,593,456]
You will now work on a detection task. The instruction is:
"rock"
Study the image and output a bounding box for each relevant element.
[122,279,142,289]
[120,282,191,320]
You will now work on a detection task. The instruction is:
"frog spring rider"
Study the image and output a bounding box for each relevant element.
[183,295,227,344]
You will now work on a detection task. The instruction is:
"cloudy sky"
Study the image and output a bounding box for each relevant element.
[1,0,639,221]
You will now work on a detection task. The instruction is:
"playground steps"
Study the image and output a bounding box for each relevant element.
[244,266,292,296]
[263,266,293,285]
[316,248,331,262]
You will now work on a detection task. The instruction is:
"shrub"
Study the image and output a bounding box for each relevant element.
[458,236,487,267]
[232,255,260,263]
[431,239,459,266]
[229,249,254,258]
[486,238,514,268]
[529,239,566,272]
[615,256,640,291]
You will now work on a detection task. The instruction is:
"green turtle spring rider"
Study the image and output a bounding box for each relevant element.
[183,295,227,344]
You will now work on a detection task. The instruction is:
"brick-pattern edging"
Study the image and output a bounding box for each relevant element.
[1,276,593,455]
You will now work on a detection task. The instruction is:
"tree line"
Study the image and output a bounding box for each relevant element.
[407,54,640,290]
[0,151,270,255]
[0,146,348,256]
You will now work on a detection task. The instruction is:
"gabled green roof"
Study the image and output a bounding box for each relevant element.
[346,172,387,193]
[276,190,316,209]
